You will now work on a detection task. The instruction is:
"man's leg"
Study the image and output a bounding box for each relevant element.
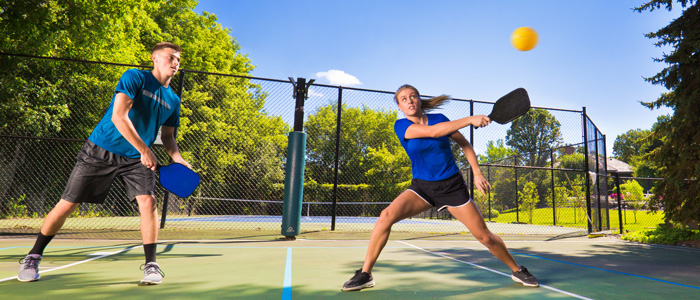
[19,199,79,282]
[136,195,163,285]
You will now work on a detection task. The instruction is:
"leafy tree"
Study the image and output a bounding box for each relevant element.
[547,185,570,224]
[478,139,518,164]
[304,104,410,202]
[0,0,286,216]
[634,0,700,226]
[613,129,651,163]
[505,108,562,167]
[630,116,667,178]
[518,181,539,223]
[620,180,645,223]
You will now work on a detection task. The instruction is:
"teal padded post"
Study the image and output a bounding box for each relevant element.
[281,131,306,237]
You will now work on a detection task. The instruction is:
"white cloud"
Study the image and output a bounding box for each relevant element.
[315,70,362,86]
[307,89,324,98]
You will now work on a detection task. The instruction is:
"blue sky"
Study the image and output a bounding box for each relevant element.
[194,0,681,156]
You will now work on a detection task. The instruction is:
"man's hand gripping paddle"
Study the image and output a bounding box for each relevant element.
[157,163,200,198]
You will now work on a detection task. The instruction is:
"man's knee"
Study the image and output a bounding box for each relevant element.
[136,195,157,210]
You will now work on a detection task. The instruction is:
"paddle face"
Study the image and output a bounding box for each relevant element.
[157,163,200,198]
[488,88,531,124]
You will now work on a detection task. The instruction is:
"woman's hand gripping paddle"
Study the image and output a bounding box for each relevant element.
[156,163,200,198]
[478,88,531,128]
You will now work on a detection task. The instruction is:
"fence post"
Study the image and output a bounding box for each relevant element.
[514,156,519,223]
[551,148,556,226]
[160,69,186,229]
[582,107,593,233]
[594,131,602,230]
[281,77,314,240]
[331,87,343,231]
[615,172,623,234]
[469,100,475,198]
[487,165,492,221]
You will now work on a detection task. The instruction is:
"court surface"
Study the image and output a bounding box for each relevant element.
[1,236,699,299]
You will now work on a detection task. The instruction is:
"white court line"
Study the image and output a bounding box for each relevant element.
[0,245,139,283]
[398,241,593,300]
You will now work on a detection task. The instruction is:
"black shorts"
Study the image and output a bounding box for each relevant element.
[62,141,155,204]
[408,173,471,211]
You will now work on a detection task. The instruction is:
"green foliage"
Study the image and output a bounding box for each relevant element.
[518,181,539,223]
[622,226,700,245]
[613,129,651,163]
[304,104,410,202]
[548,185,570,223]
[1,194,29,218]
[472,190,499,218]
[634,1,700,226]
[478,139,517,164]
[620,180,646,223]
[621,180,644,202]
[0,0,287,213]
[506,108,562,167]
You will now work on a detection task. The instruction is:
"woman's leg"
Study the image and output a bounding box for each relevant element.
[447,201,520,272]
[362,190,432,273]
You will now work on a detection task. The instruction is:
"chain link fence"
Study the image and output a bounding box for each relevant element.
[1,53,633,238]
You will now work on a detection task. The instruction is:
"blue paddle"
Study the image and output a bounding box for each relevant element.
[156,163,200,198]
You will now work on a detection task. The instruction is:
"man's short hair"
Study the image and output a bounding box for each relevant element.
[152,42,182,54]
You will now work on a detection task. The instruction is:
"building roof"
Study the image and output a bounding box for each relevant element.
[606,157,634,175]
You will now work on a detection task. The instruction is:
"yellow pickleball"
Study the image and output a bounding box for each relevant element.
[511,27,538,51]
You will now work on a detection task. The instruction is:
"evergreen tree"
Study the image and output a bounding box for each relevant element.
[634,0,700,226]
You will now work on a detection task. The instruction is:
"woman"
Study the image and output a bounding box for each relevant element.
[342,84,539,291]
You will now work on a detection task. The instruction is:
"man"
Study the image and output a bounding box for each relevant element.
[18,42,190,285]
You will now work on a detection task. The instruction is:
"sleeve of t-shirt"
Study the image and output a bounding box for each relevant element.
[114,69,144,99]
[394,118,413,142]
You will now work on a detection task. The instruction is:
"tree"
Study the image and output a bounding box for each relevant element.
[0,0,287,216]
[478,139,518,164]
[518,181,539,223]
[630,115,667,178]
[620,180,645,223]
[505,109,562,167]
[613,129,651,163]
[304,103,410,202]
[634,0,700,226]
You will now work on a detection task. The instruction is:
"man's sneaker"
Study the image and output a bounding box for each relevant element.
[140,262,165,285]
[342,269,375,291]
[17,255,42,282]
[511,266,539,287]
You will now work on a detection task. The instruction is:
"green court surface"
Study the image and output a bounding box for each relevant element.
[1,236,699,299]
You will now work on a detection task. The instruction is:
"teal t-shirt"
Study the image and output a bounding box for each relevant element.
[394,113,460,181]
[89,69,180,158]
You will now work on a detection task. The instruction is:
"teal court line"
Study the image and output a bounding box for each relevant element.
[282,248,292,300]
[0,247,17,251]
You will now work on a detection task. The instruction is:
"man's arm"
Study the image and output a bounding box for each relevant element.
[160,125,191,169]
[111,92,158,170]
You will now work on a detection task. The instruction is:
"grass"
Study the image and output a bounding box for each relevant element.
[484,207,665,233]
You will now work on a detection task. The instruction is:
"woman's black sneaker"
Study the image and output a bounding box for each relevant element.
[342,269,375,291]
